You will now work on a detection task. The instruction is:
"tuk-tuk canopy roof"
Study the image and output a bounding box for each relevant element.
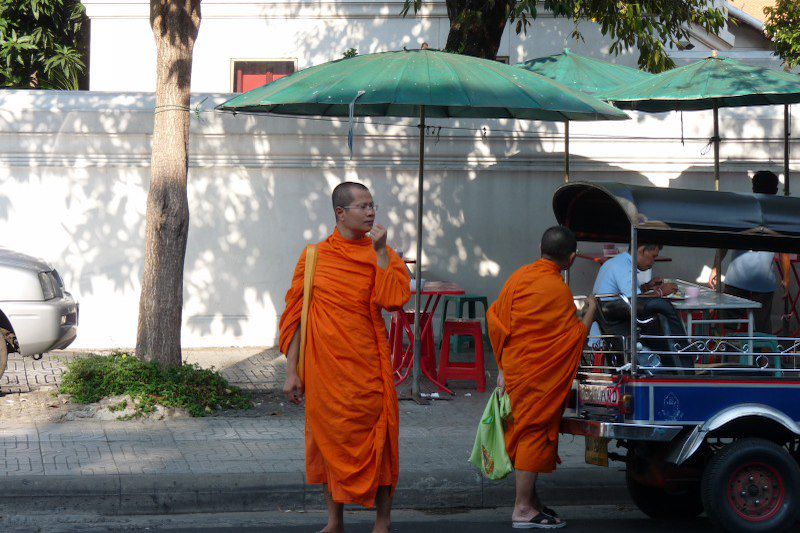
[553,182,800,253]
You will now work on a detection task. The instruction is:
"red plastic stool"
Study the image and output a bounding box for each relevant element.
[391,311,437,378]
[438,319,485,392]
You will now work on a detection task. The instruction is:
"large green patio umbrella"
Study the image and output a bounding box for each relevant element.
[217,47,627,401]
[517,48,653,182]
[605,54,800,194]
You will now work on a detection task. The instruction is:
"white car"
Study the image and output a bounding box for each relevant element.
[0,248,78,376]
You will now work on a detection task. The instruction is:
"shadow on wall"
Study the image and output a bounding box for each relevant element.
[0,88,792,348]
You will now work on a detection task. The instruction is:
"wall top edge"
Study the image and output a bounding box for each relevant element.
[83,1,448,18]
[0,90,794,117]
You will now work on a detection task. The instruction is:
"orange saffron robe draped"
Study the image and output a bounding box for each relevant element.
[487,259,588,473]
[278,228,410,507]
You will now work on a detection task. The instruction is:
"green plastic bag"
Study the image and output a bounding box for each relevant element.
[469,388,513,480]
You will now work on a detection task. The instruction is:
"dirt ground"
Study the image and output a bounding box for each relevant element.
[0,348,292,423]
[0,386,78,422]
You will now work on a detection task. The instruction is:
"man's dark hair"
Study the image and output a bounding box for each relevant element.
[332,182,370,210]
[541,225,577,263]
[752,170,779,195]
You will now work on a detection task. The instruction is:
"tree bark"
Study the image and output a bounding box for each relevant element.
[444,0,512,59]
[136,0,201,366]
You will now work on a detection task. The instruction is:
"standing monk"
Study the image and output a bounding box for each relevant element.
[279,182,410,533]
[487,226,597,529]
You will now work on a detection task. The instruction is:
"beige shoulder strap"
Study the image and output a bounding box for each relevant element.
[298,244,318,382]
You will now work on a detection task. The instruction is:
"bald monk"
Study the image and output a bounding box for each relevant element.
[280,182,410,533]
[487,226,597,529]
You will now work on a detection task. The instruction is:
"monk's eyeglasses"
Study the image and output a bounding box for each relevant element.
[342,203,378,213]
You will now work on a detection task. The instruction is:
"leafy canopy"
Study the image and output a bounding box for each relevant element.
[401,0,726,72]
[0,0,87,90]
[765,0,800,70]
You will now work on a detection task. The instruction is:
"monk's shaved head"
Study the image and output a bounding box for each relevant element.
[540,226,577,263]
[332,182,370,210]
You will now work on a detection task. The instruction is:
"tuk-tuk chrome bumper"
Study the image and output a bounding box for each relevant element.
[561,417,683,442]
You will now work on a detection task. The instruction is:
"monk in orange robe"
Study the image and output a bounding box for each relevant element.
[279,182,410,533]
[487,226,597,529]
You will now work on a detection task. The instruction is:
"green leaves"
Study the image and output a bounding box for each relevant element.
[60,353,253,418]
[401,0,726,72]
[765,0,800,70]
[0,0,87,89]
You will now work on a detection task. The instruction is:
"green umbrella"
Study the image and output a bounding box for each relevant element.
[218,48,627,401]
[220,48,627,120]
[605,55,800,194]
[517,48,653,182]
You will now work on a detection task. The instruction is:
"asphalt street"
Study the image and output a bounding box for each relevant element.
[165,519,713,533]
[2,506,715,532]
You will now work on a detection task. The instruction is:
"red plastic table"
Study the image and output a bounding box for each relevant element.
[392,281,464,393]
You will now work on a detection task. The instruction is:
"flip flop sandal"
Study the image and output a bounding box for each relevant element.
[542,507,559,519]
[512,512,566,529]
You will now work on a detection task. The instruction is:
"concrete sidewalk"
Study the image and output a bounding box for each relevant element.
[0,349,628,514]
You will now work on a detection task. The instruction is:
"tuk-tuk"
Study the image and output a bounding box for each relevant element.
[555,182,800,532]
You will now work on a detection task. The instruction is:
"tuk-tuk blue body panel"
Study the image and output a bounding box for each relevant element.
[624,378,800,425]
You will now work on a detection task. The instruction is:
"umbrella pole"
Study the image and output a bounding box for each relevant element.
[713,106,720,192]
[714,106,723,293]
[412,105,426,403]
[564,120,570,183]
[783,104,791,336]
[785,104,791,197]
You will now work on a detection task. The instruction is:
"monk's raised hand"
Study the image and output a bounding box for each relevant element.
[368,224,388,251]
[283,373,304,405]
[581,296,599,329]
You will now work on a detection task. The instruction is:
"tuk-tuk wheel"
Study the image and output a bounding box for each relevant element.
[701,438,800,532]
[626,448,703,520]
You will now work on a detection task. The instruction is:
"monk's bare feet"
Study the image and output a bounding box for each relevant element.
[319,522,344,533]
[371,522,391,533]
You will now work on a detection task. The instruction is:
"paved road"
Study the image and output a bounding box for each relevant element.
[190,520,712,533]
[0,506,714,532]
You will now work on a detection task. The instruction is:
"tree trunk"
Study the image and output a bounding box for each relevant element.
[444,0,512,59]
[136,0,201,366]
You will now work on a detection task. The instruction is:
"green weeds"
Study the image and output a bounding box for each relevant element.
[59,352,252,417]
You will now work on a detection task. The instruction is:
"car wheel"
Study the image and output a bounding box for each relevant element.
[701,438,800,532]
[626,450,704,520]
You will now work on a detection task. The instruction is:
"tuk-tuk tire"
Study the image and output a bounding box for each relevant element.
[701,438,800,532]
[625,455,704,520]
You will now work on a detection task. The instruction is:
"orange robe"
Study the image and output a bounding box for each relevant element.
[278,228,410,507]
[487,259,588,473]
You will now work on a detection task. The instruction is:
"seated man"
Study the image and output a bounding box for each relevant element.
[592,244,687,356]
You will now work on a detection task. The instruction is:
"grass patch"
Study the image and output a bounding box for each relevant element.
[60,352,252,417]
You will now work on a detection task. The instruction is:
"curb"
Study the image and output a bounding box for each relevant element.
[0,467,629,514]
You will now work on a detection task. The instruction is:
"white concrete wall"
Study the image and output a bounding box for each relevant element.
[0,90,796,348]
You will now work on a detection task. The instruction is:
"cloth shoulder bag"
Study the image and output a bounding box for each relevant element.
[298,244,318,382]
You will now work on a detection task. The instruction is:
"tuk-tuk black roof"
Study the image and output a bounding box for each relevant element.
[553,182,800,253]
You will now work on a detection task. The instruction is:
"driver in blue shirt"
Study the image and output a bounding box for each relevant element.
[592,244,687,353]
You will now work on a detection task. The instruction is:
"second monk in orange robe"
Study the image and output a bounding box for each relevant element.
[279,182,410,533]
[487,226,596,529]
